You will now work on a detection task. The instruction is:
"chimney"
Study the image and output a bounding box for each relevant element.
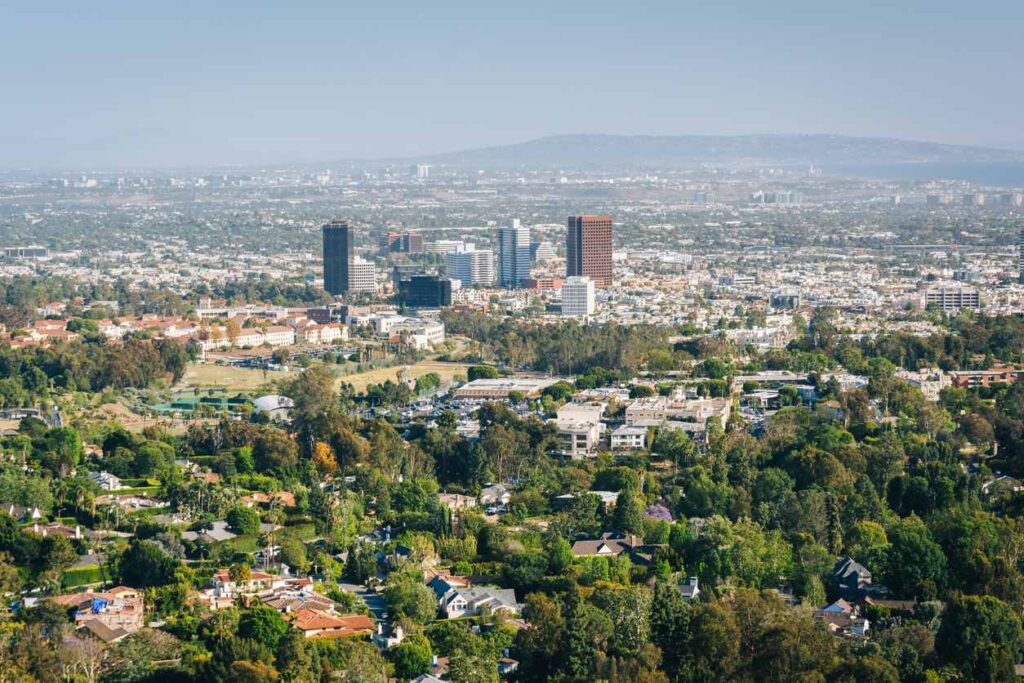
[689,576,699,587]
[377,622,383,635]
[432,654,439,667]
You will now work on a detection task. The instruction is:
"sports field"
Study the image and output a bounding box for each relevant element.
[177,360,470,393]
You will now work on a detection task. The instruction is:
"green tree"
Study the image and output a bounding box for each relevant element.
[118,540,178,587]
[227,506,261,536]
[238,605,290,652]
[612,487,644,536]
[383,571,438,624]
[467,365,499,381]
[884,518,948,598]
[389,633,432,679]
[936,594,1024,681]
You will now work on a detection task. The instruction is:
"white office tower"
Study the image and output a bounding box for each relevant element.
[446,249,495,288]
[348,256,376,293]
[562,276,595,317]
[498,219,531,287]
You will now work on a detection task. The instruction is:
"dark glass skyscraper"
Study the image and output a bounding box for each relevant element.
[566,215,613,287]
[322,221,353,295]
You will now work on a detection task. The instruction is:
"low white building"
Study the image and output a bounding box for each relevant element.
[611,424,647,451]
[554,403,604,458]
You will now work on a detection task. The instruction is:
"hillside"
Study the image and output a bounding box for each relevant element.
[406,133,1024,170]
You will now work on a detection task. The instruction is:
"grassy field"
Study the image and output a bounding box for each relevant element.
[178,364,297,391]
[176,360,470,393]
[335,360,471,392]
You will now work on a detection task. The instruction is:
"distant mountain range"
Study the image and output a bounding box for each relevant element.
[400,134,1024,170]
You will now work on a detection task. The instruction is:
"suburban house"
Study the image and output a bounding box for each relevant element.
[479,484,512,506]
[427,571,471,601]
[290,609,375,639]
[676,576,700,601]
[210,568,285,598]
[28,522,81,539]
[833,557,873,600]
[439,587,520,619]
[52,586,145,640]
[571,532,662,565]
[814,599,869,637]
[371,622,405,650]
[438,493,477,510]
[0,503,42,522]
[87,471,123,491]
[240,491,297,508]
[554,490,620,511]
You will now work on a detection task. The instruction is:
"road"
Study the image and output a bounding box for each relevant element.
[338,582,389,622]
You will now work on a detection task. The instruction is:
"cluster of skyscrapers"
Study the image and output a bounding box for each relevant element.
[322,214,614,315]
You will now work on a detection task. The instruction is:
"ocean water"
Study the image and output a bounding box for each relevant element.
[828,162,1024,187]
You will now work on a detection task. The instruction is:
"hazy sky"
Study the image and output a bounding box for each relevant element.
[3,0,1023,168]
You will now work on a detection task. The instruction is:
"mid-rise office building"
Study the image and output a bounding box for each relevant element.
[566,215,613,287]
[561,276,595,317]
[322,221,353,295]
[3,246,48,259]
[770,288,802,310]
[348,257,376,294]
[924,286,980,312]
[498,219,531,288]
[446,249,494,288]
[752,190,800,205]
[399,275,454,308]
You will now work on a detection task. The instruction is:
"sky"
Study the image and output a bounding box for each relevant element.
[2,0,1024,169]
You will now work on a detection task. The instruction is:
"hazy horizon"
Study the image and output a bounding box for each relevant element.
[4,0,1024,169]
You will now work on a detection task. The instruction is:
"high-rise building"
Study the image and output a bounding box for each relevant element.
[322,221,353,295]
[348,257,376,294]
[446,249,494,288]
[1019,229,1024,283]
[566,215,613,287]
[498,219,531,288]
[927,194,953,206]
[562,276,596,317]
[963,193,985,207]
